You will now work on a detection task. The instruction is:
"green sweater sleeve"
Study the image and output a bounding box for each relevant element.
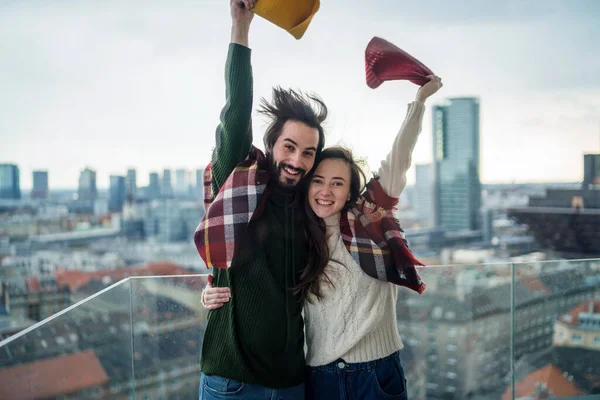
[211,43,254,196]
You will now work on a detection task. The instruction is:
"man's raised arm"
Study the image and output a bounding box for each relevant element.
[210,0,257,195]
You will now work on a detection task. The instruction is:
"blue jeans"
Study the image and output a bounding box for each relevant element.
[199,373,305,400]
[305,351,408,400]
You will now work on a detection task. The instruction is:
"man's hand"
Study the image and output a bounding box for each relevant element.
[416,75,443,103]
[201,274,231,310]
[230,0,256,47]
[231,0,256,24]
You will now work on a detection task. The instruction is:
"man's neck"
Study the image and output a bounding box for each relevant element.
[271,180,298,193]
[269,180,304,208]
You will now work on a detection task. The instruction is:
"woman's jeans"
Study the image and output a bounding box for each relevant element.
[305,351,408,400]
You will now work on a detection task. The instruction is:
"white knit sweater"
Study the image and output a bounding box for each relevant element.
[304,101,425,367]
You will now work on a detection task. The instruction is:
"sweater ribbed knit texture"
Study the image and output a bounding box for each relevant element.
[200,43,306,389]
[304,101,425,366]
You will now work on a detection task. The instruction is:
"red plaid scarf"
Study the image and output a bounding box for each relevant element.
[341,179,426,294]
[194,147,426,294]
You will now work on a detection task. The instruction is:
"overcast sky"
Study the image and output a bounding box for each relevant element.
[1,0,599,189]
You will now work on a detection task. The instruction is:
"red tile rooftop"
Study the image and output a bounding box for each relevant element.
[558,299,600,327]
[0,350,109,399]
[503,364,584,400]
[54,261,193,292]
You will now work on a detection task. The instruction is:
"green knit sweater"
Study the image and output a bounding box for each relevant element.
[200,43,306,388]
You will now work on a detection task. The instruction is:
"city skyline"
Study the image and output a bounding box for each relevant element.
[2,162,597,192]
[1,0,599,189]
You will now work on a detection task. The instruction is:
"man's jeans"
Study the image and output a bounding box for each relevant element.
[305,351,408,400]
[200,373,304,400]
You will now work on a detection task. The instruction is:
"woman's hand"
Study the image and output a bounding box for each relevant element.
[416,75,443,103]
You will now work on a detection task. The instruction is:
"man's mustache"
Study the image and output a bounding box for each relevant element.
[279,163,306,176]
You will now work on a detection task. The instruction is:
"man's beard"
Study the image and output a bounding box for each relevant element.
[269,158,306,188]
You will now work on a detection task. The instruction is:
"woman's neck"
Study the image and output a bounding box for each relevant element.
[323,213,341,237]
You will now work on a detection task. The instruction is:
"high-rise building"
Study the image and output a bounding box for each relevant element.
[432,98,482,231]
[93,197,109,216]
[143,199,183,242]
[175,169,188,193]
[125,169,137,202]
[0,164,21,200]
[148,172,161,200]
[583,153,600,186]
[108,175,126,212]
[482,208,494,243]
[415,164,434,227]
[31,170,49,199]
[78,168,97,202]
[161,169,173,198]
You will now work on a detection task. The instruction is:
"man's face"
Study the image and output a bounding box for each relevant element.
[270,120,320,187]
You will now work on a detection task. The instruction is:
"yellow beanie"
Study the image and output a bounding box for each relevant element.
[253,0,320,40]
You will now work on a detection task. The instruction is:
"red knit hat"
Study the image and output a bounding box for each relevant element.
[365,37,434,89]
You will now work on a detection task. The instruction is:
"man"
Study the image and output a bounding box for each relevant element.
[195,0,328,398]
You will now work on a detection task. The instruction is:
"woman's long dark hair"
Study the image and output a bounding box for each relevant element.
[296,147,367,303]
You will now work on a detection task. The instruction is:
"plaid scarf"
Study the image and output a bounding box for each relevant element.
[341,179,426,294]
[194,146,426,294]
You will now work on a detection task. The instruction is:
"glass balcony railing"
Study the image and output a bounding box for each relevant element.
[1,260,599,399]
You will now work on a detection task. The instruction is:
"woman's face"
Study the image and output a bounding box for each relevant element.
[308,158,351,219]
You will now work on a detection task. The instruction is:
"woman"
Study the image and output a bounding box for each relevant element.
[202,75,443,399]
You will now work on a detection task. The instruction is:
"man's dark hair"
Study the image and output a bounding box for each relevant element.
[259,87,327,155]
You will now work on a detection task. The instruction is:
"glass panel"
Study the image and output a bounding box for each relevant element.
[2,261,599,399]
[510,259,600,399]
[0,279,134,399]
[398,263,513,400]
[130,275,208,398]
